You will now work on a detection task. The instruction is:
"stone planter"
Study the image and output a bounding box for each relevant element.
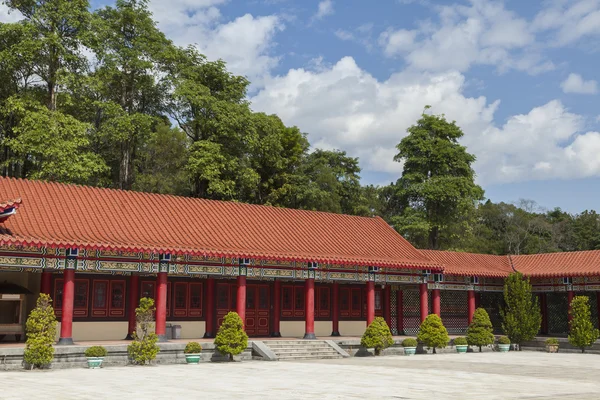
[403,347,417,356]
[86,357,104,369]
[498,344,510,353]
[456,345,468,353]
[185,354,201,364]
[546,345,559,353]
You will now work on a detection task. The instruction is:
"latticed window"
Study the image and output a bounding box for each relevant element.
[440,290,468,334]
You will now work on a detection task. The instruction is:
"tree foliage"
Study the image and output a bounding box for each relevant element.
[417,314,449,353]
[127,297,160,365]
[23,293,57,369]
[391,107,484,249]
[501,272,541,346]
[466,308,495,352]
[568,296,599,353]
[361,317,394,356]
[214,311,248,361]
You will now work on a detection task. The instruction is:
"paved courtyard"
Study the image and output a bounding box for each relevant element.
[3,352,600,399]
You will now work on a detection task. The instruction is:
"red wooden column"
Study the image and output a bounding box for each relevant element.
[366,281,375,326]
[304,277,316,339]
[568,290,575,324]
[396,289,404,335]
[58,267,75,345]
[419,283,428,323]
[331,282,340,336]
[40,269,52,295]
[155,271,168,341]
[125,274,139,340]
[432,289,441,317]
[204,277,215,338]
[272,280,282,337]
[539,293,548,334]
[383,285,392,329]
[468,290,476,324]
[236,275,247,329]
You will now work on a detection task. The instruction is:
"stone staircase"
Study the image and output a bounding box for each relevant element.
[266,340,346,361]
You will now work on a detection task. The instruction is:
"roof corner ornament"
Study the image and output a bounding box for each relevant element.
[0,198,22,223]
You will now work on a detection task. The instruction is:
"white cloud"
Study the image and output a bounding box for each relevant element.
[314,0,334,20]
[251,56,600,185]
[334,29,354,41]
[561,73,598,94]
[148,0,283,86]
[0,3,23,22]
[533,0,600,46]
[379,0,551,74]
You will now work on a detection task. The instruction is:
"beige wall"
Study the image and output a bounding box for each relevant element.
[280,321,333,337]
[339,321,367,336]
[170,321,205,339]
[0,271,40,338]
[54,321,206,341]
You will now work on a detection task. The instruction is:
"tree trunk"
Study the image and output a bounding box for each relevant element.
[428,226,439,249]
[120,142,132,190]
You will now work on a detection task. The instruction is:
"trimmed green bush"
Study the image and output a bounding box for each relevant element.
[184,342,202,354]
[453,337,468,346]
[214,311,248,361]
[84,346,108,358]
[361,317,394,356]
[417,314,449,354]
[402,338,418,347]
[545,338,559,346]
[501,272,541,347]
[23,294,57,369]
[568,296,599,353]
[127,297,160,365]
[467,308,495,352]
[498,336,510,345]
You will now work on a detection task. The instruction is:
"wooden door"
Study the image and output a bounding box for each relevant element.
[245,284,270,336]
[216,282,237,328]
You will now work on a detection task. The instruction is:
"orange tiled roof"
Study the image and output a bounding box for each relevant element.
[420,250,513,278]
[0,178,438,269]
[511,251,600,278]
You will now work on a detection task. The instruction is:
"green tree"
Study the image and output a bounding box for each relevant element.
[127,297,160,365]
[417,314,449,353]
[500,272,541,347]
[361,317,394,356]
[87,0,173,189]
[214,311,248,361]
[2,97,108,182]
[23,293,57,369]
[392,107,484,249]
[4,0,91,111]
[466,308,495,352]
[568,296,599,353]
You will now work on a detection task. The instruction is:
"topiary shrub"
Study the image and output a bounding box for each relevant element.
[498,336,510,345]
[545,338,559,346]
[84,346,108,358]
[184,342,202,354]
[127,297,160,365]
[453,337,468,346]
[23,294,57,369]
[568,296,599,353]
[467,308,495,352]
[360,317,394,356]
[417,314,449,354]
[501,272,541,348]
[214,311,248,361]
[402,338,418,347]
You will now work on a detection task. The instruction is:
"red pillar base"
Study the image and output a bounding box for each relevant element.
[271,280,282,337]
[155,271,168,342]
[331,282,340,336]
[58,267,75,346]
[204,278,216,338]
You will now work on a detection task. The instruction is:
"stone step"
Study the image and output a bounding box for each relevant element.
[268,344,333,350]
[277,354,342,360]
[273,349,339,355]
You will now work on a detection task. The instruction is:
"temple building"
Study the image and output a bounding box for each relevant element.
[1,177,599,344]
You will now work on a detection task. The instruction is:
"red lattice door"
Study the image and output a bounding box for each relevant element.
[246,284,270,336]
[216,282,236,328]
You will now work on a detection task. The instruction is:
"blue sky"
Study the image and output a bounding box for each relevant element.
[3,0,600,213]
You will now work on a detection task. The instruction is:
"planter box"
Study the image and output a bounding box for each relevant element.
[498,344,510,353]
[403,347,416,356]
[185,354,201,364]
[86,357,104,369]
[456,345,468,353]
[546,345,559,353]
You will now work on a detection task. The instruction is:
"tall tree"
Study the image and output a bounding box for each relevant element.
[501,272,541,347]
[88,0,173,189]
[392,107,484,249]
[4,0,91,111]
